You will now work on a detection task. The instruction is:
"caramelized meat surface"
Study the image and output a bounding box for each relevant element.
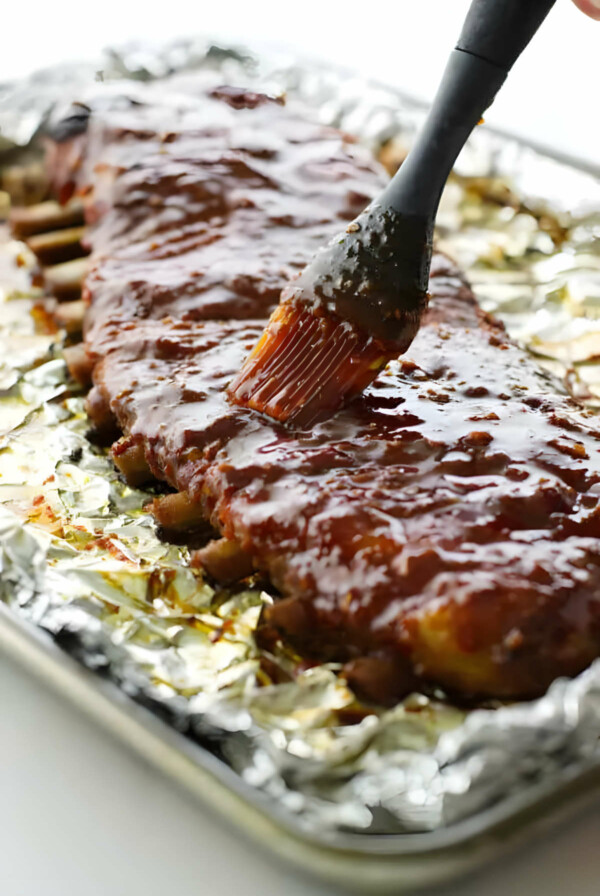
[89,256,600,701]
[68,86,385,358]
[48,83,600,702]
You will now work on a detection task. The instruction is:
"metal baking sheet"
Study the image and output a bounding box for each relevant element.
[3,600,600,893]
[1,37,600,892]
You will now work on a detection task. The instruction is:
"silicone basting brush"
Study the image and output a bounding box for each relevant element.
[229,0,556,425]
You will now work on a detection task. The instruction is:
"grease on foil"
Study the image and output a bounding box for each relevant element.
[1,42,600,836]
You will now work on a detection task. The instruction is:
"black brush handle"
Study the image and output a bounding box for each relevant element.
[379,0,556,220]
[295,0,558,345]
[457,0,557,71]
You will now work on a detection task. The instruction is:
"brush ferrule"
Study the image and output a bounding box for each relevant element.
[293,203,430,346]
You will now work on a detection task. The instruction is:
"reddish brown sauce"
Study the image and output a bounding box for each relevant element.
[65,88,384,359]
[49,82,600,702]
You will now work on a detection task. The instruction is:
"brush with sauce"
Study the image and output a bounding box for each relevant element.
[229,0,557,426]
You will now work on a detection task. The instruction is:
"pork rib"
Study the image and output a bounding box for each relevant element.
[88,254,600,701]
[45,82,600,702]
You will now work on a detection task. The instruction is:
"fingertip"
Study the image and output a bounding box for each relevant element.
[571,0,600,21]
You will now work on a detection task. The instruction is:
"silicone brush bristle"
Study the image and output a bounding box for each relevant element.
[228,301,394,425]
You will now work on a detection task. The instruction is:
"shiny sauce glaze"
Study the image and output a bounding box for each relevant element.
[49,83,600,702]
[72,86,386,357]
[91,254,600,701]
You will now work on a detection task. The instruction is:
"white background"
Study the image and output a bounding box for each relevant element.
[2,0,600,164]
[1,2,600,894]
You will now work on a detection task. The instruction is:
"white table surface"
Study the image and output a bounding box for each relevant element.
[1,2,599,894]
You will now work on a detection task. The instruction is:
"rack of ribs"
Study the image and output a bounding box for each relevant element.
[24,79,600,704]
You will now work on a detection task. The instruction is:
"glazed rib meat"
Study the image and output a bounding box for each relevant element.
[47,81,600,702]
[55,84,384,363]
[87,261,600,702]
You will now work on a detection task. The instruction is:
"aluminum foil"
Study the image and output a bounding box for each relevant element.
[1,40,600,838]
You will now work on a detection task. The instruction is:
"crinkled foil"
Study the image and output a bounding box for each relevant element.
[1,41,600,837]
